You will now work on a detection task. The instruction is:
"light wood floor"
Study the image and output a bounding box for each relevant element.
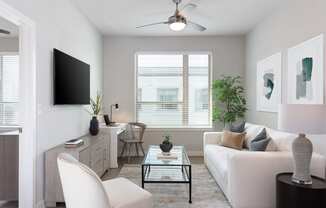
[0,156,204,208]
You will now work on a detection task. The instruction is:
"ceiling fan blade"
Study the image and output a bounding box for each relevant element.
[188,21,206,31]
[180,3,197,13]
[0,29,10,35]
[136,22,169,29]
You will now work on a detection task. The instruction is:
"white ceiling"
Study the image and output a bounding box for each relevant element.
[0,17,18,38]
[71,0,285,36]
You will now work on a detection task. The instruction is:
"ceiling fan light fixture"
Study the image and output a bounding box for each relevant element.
[169,21,186,31]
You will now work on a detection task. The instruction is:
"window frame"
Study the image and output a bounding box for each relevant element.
[135,52,213,129]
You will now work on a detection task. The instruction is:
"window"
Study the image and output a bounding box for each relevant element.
[0,54,19,126]
[136,53,211,128]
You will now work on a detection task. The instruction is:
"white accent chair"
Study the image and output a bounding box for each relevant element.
[204,123,326,208]
[57,153,153,208]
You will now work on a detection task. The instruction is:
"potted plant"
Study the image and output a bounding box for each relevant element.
[212,76,247,128]
[160,133,173,154]
[89,92,102,136]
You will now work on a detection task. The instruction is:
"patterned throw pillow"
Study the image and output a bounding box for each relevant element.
[249,128,271,151]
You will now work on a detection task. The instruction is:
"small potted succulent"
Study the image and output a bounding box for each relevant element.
[160,133,173,154]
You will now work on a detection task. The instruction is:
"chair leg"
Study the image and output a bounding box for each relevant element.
[120,143,126,157]
[135,143,140,157]
[140,143,145,156]
[127,143,131,163]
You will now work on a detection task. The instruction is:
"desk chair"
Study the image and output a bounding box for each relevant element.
[120,122,146,163]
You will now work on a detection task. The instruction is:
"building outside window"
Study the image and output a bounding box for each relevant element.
[195,89,209,111]
[0,54,19,126]
[157,88,179,110]
[136,53,211,128]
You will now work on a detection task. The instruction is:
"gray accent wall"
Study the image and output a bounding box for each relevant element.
[245,0,326,128]
[0,37,18,52]
[103,36,246,155]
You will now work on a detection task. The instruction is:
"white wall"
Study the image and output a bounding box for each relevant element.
[0,37,18,52]
[245,0,326,157]
[2,0,103,204]
[103,36,245,155]
[245,0,326,128]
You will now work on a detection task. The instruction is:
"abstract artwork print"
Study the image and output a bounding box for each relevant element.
[288,35,324,104]
[257,53,282,112]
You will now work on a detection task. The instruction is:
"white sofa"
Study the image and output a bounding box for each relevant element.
[204,123,326,208]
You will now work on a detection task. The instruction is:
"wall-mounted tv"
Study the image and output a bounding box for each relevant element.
[54,49,90,105]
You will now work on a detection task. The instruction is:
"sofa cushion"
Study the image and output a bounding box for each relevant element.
[205,144,240,185]
[221,130,246,150]
[266,128,297,152]
[230,121,246,133]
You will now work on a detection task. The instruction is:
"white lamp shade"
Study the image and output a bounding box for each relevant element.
[278,104,326,134]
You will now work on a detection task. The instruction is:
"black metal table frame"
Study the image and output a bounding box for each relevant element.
[141,164,192,203]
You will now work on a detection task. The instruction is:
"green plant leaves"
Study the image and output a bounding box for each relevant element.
[212,76,247,126]
[90,92,102,116]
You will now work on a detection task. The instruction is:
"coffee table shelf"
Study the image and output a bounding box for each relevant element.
[141,145,192,203]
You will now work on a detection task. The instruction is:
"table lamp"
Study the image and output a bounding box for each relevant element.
[278,104,326,185]
[110,103,119,123]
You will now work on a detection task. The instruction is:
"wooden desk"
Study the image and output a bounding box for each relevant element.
[100,123,127,168]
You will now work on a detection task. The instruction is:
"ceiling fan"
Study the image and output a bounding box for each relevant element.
[0,29,10,35]
[136,0,206,32]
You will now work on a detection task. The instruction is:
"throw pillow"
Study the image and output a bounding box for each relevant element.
[230,121,246,133]
[249,128,271,151]
[221,130,246,150]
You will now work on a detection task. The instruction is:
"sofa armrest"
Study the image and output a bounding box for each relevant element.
[203,132,223,147]
[227,151,325,208]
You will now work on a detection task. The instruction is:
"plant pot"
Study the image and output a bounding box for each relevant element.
[160,143,173,153]
[89,116,99,136]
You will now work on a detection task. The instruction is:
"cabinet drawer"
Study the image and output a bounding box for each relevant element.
[79,148,90,167]
[91,140,106,164]
[92,159,104,176]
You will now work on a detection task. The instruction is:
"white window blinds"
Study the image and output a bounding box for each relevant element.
[0,55,19,126]
[136,53,211,128]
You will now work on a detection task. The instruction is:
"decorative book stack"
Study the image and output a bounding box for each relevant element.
[64,139,84,148]
[157,152,178,160]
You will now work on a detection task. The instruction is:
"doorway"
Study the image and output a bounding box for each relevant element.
[0,1,37,208]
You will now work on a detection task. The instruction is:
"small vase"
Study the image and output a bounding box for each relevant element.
[89,116,99,136]
[160,143,173,153]
[292,133,313,184]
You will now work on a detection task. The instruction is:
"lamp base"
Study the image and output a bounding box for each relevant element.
[292,133,313,185]
[292,176,313,185]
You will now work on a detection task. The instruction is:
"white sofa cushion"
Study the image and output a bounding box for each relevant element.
[205,144,248,187]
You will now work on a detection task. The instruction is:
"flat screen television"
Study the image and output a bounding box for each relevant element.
[54,49,90,105]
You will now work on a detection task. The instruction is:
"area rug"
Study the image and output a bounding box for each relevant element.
[118,164,231,208]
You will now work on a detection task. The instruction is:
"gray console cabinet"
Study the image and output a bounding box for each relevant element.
[0,135,19,201]
[45,134,109,206]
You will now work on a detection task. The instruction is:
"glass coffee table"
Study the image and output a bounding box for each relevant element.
[141,145,192,203]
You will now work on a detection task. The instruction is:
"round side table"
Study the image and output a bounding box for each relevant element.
[276,173,326,208]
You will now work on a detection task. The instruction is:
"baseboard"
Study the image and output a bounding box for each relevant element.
[36,200,45,208]
[187,151,203,157]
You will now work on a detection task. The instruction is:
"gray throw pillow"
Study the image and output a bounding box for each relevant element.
[230,121,246,133]
[249,128,271,151]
